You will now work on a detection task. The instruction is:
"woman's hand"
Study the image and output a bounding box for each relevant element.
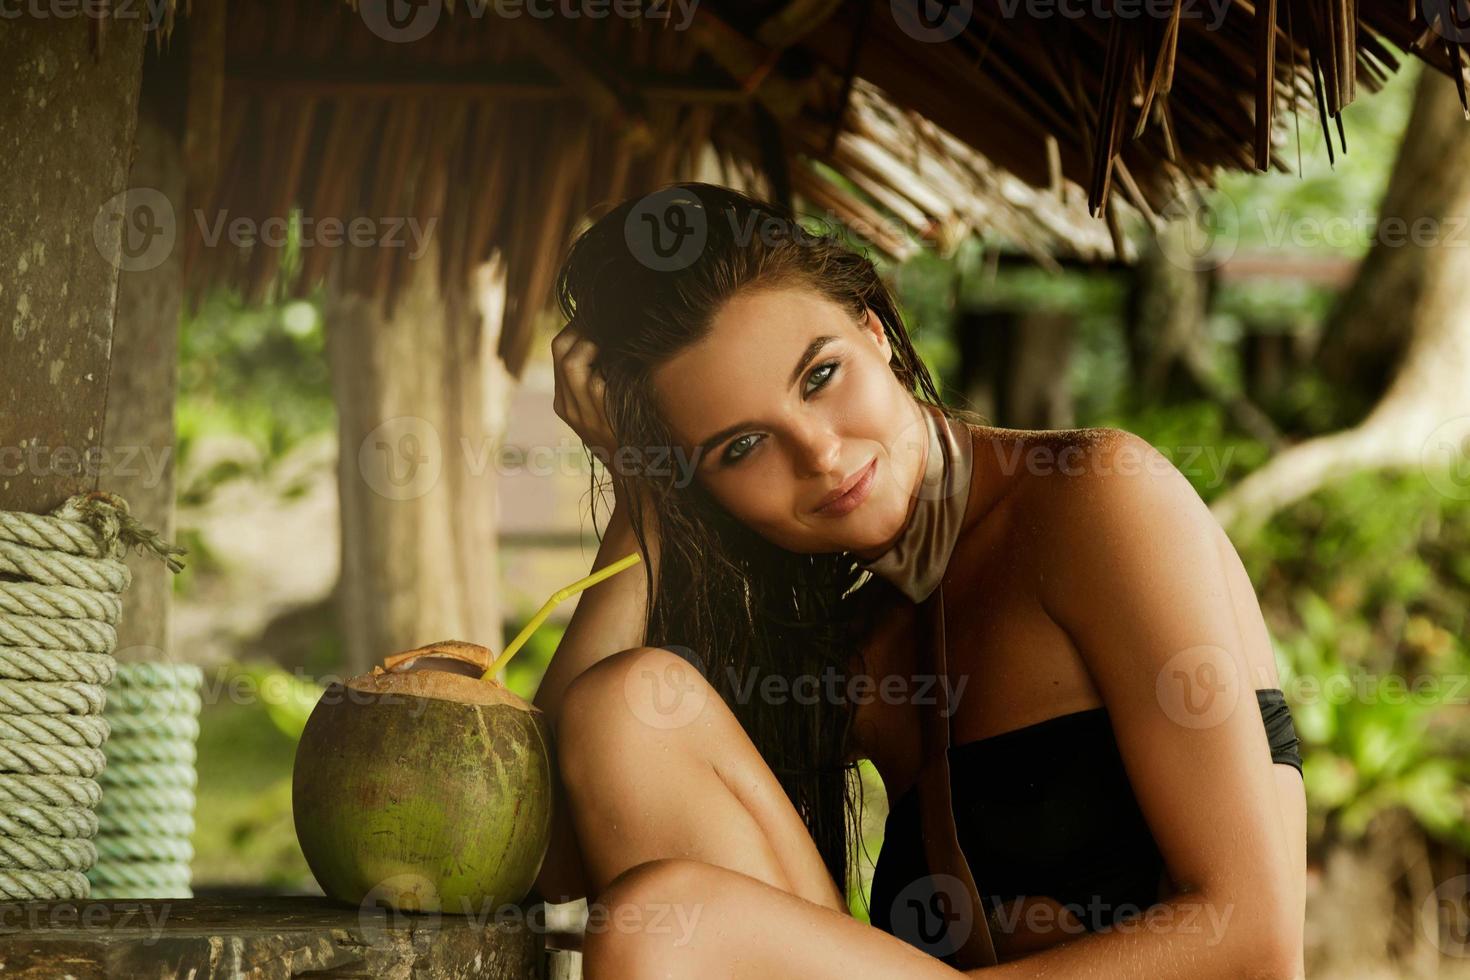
[551,321,618,468]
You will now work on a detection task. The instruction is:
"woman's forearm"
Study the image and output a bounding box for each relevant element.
[969,888,1300,979]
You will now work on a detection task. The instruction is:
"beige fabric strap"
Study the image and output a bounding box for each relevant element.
[856,404,974,605]
[915,581,998,967]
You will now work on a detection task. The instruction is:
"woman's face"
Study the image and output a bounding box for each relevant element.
[650,285,930,558]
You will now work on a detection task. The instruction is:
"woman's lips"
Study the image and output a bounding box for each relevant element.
[813,458,877,517]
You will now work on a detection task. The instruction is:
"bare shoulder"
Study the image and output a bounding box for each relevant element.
[965,423,1187,518]
[988,424,1202,520]
[981,426,1223,612]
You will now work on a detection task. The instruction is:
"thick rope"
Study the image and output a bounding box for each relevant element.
[95,761,198,788]
[0,615,116,653]
[0,773,103,809]
[105,713,197,739]
[0,678,108,715]
[89,809,192,839]
[0,647,117,683]
[88,662,203,899]
[94,834,193,863]
[0,712,110,748]
[0,491,184,901]
[86,861,190,891]
[0,582,123,624]
[0,740,106,777]
[0,802,98,838]
[105,686,201,716]
[0,833,96,870]
[92,785,193,812]
[0,868,89,900]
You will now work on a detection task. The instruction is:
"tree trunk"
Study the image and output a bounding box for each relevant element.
[955,307,1076,429]
[323,242,512,675]
[1314,64,1450,416]
[102,69,184,664]
[1124,225,1215,406]
[1211,69,1470,530]
[0,21,146,514]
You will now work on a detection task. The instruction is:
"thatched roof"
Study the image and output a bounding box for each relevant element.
[158,0,1467,377]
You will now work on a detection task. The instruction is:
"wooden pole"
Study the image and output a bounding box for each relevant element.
[0,19,148,515]
[102,48,187,663]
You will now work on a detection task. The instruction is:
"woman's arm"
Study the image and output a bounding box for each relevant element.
[531,493,659,904]
[988,429,1304,979]
[531,322,665,903]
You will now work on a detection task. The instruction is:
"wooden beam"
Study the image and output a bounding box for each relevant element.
[223,63,751,104]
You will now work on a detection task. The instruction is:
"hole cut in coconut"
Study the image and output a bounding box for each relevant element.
[376,640,496,679]
[358,639,536,710]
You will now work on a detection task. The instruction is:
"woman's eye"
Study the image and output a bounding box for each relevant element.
[806,361,839,393]
[722,434,760,466]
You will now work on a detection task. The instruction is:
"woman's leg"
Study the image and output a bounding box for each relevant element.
[583,857,966,979]
[554,646,847,913]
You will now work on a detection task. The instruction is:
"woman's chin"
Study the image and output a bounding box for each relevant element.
[833,502,907,557]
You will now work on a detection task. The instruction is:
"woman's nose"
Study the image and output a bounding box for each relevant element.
[792,423,843,478]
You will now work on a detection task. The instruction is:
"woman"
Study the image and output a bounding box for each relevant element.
[529,183,1307,978]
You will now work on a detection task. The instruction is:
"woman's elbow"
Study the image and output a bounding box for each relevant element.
[1224,891,1303,980]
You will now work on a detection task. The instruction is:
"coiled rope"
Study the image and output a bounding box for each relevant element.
[87,661,202,898]
[0,491,184,900]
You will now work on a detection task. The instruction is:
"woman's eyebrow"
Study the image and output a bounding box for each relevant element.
[695,335,839,458]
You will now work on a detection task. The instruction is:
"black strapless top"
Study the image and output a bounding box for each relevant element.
[869,687,1302,944]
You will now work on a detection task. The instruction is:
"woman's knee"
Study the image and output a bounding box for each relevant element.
[582,858,713,978]
[556,646,718,773]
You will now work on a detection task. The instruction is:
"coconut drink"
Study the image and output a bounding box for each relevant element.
[292,553,641,914]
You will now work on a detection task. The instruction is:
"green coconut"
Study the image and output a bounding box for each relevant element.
[291,640,554,915]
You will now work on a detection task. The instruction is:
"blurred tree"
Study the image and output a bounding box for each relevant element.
[323,249,515,673]
[1316,69,1469,412]
[955,306,1077,429]
[1212,69,1470,530]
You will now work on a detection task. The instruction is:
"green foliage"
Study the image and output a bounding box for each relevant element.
[192,661,314,888]
[1212,63,1420,259]
[235,663,326,743]
[1236,472,1470,852]
[1093,398,1270,503]
[177,290,334,504]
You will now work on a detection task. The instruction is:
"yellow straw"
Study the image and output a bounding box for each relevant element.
[482,551,643,680]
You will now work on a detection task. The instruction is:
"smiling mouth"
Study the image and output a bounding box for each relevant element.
[813,457,877,514]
